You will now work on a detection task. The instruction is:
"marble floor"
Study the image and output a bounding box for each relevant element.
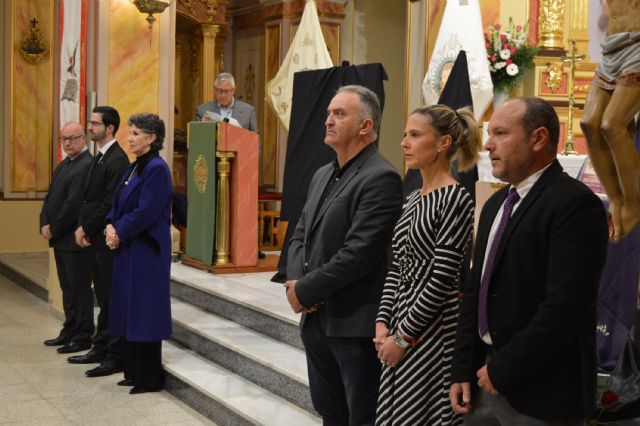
[0,273,214,425]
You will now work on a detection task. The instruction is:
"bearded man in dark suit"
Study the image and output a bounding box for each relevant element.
[68,106,130,377]
[450,97,609,425]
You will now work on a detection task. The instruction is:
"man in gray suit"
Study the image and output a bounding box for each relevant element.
[195,72,258,131]
[285,85,404,425]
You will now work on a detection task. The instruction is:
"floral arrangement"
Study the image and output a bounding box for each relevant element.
[485,17,538,92]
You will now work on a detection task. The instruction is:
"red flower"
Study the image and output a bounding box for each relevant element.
[486,42,490,48]
[490,54,497,61]
[516,25,523,31]
[500,34,507,40]
[510,47,516,54]
[506,59,512,64]
[484,32,488,38]
[494,23,501,30]
[601,391,619,407]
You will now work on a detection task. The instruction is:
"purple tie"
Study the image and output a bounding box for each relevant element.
[478,188,520,338]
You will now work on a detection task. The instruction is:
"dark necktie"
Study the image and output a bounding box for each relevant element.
[478,188,521,338]
[87,152,103,182]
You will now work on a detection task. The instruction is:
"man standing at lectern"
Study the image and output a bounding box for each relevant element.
[285,85,403,425]
[195,72,258,132]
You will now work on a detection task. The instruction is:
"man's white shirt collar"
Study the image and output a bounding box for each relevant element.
[510,161,554,201]
[98,139,118,155]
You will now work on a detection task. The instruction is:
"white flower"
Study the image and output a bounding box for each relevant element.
[506,63,519,76]
[489,65,496,72]
[495,61,507,70]
[499,49,511,60]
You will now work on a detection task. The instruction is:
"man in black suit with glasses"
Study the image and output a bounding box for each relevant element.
[68,106,130,378]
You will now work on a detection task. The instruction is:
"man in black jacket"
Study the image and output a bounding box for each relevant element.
[41,122,93,354]
[285,85,403,425]
[68,106,130,377]
[450,97,608,424]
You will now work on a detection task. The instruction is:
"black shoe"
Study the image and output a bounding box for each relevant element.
[117,379,134,386]
[44,336,68,346]
[130,386,162,394]
[57,341,92,354]
[68,350,105,364]
[85,362,123,377]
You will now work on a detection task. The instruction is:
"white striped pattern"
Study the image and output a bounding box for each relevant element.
[376,185,474,426]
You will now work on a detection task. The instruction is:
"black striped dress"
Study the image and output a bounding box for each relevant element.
[376,184,474,426]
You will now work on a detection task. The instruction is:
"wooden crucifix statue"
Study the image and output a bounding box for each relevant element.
[580,0,640,242]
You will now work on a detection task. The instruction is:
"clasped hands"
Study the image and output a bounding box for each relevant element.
[373,323,406,369]
[105,224,120,250]
[75,226,91,247]
[283,280,319,314]
[449,364,498,414]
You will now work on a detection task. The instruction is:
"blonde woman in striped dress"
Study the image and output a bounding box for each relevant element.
[375,105,482,425]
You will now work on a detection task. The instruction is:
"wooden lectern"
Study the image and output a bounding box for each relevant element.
[183,121,259,272]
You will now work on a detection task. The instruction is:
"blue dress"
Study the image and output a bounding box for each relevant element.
[107,153,173,342]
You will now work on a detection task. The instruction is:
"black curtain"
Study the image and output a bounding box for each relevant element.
[272,63,388,282]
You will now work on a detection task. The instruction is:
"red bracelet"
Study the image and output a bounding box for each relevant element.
[400,333,423,347]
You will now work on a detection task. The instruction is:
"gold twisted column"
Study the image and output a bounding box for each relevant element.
[201,24,220,103]
[538,0,565,50]
[215,151,236,265]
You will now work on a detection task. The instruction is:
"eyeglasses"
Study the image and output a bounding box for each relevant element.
[89,121,105,127]
[59,135,85,143]
[215,88,234,95]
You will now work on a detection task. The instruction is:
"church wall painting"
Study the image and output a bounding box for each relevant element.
[11,0,54,194]
[108,0,160,158]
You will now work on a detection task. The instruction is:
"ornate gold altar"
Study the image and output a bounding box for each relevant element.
[528,0,598,154]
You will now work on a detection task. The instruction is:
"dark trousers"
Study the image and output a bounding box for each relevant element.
[54,249,94,344]
[464,351,585,426]
[463,390,585,426]
[85,249,124,364]
[300,314,381,426]
[124,340,164,389]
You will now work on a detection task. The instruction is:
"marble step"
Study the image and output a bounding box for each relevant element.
[0,253,48,302]
[170,263,303,350]
[163,341,321,426]
[170,298,314,413]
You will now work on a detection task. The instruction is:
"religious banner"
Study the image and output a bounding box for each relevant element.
[265,0,333,131]
[58,0,87,161]
[185,122,218,266]
[422,0,493,121]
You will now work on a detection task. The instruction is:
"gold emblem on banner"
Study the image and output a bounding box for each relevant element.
[193,155,208,194]
[19,18,48,64]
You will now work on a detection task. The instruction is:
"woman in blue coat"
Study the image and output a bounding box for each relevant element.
[105,113,172,394]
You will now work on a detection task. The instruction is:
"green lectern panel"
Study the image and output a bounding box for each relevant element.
[185,122,218,265]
